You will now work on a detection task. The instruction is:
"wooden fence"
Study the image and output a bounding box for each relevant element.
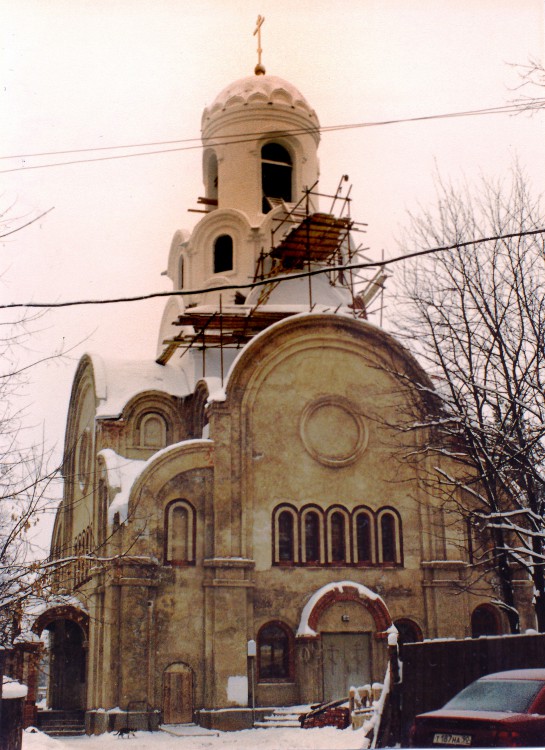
[393,632,545,746]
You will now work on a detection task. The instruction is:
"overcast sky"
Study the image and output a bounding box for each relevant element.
[2,0,545,550]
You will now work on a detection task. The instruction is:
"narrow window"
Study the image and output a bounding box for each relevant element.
[171,506,188,561]
[214,234,233,273]
[330,512,346,563]
[178,255,185,289]
[356,513,372,563]
[258,623,291,680]
[166,501,195,564]
[304,512,320,563]
[381,513,396,563]
[261,143,292,213]
[207,152,218,201]
[278,511,294,562]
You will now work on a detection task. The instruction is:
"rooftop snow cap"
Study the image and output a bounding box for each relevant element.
[202,73,319,128]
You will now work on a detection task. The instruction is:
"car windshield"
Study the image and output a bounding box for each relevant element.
[444,679,544,713]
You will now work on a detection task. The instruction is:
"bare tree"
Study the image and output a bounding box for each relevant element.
[395,167,545,632]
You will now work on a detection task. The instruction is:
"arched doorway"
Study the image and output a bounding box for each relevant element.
[32,606,88,711]
[471,604,503,638]
[297,581,392,702]
[163,663,193,724]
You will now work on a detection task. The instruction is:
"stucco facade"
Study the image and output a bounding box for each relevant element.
[39,67,533,732]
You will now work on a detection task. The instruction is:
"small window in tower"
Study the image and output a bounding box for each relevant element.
[261,143,292,213]
[213,234,233,274]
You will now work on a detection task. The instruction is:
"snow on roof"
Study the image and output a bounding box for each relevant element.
[3,676,28,699]
[296,580,383,637]
[101,439,213,525]
[25,595,89,621]
[100,449,147,525]
[86,353,191,419]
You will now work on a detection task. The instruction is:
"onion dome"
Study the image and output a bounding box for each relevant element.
[202,74,319,130]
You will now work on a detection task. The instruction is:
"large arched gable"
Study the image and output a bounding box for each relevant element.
[221,313,437,416]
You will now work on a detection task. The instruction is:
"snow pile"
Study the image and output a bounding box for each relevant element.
[3,676,28,699]
[23,725,365,749]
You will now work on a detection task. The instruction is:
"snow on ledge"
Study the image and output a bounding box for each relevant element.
[3,677,28,699]
[296,580,383,637]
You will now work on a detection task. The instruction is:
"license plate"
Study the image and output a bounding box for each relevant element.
[433,733,472,746]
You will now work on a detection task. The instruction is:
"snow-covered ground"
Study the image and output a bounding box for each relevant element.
[23,725,365,750]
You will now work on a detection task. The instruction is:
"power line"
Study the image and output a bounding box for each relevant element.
[2,99,543,175]
[2,227,544,311]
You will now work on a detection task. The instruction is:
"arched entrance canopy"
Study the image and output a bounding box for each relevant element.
[32,604,89,637]
[296,580,392,638]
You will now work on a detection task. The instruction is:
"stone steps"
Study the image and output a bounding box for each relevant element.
[37,710,86,737]
[254,705,310,729]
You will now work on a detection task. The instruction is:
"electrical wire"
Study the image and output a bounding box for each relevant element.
[2,99,544,175]
[2,226,544,311]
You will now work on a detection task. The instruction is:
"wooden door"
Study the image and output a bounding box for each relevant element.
[322,633,371,702]
[163,663,193,724]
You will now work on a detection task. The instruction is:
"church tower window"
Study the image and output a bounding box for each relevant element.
[213,234,233,273]
[261,143,292,213]
[165,500,196,565]
[257,622,293,681]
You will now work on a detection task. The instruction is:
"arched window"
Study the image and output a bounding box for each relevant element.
[138,413,168,449]
[471,604,502,638]
[165,500,196,565]
[257,622,293,681]
[273,505,298,564]
[278,511,294,563]
[354,510,373,564]
[261,143,292,213]
[213,234,233,274]
[394,618,423,644]
[378,509,402,565]
[329,511,348,564]
[304,511,321,564]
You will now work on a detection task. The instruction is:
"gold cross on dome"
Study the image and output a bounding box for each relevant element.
[253,15,266,74]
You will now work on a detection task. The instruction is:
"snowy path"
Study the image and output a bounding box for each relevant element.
[23,725,365,750]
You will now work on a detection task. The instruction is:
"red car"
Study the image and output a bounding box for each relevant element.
[409,669,545,747]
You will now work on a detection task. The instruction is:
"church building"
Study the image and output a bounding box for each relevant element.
[35,53,533,732]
